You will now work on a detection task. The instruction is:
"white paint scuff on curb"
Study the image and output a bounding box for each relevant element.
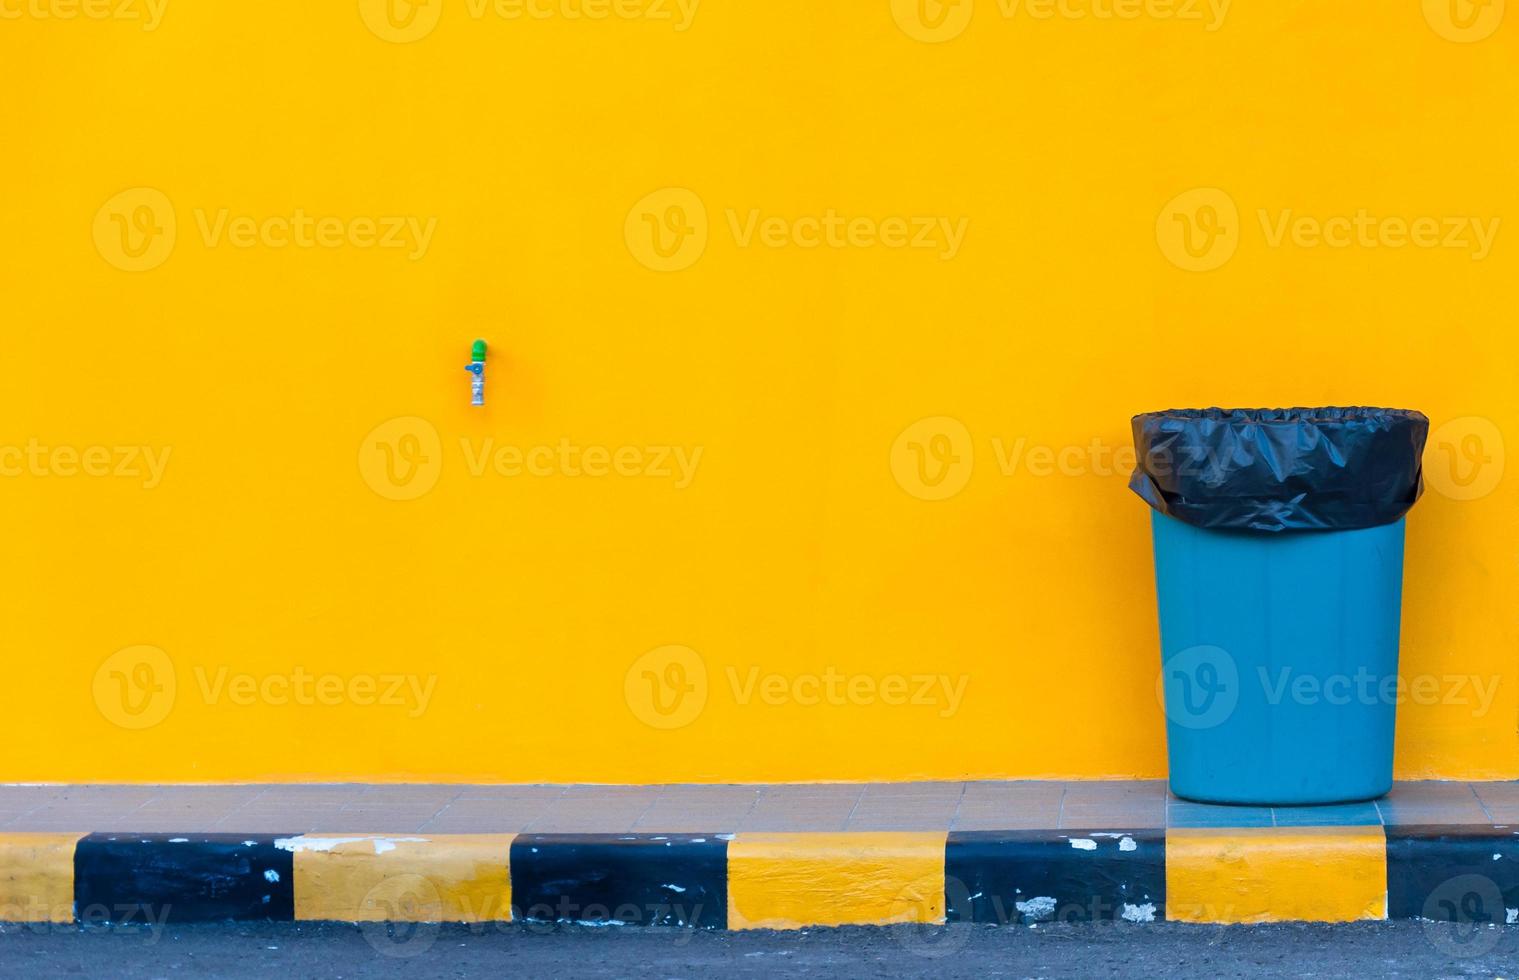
[1014,896,1057,921]
[273,836,429,855]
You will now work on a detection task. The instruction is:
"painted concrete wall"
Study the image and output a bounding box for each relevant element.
[3,1,1515,783]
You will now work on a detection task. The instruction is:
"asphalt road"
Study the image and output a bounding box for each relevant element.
[0,920,1515,978]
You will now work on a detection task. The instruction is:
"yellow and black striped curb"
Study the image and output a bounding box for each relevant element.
[1,826,1517,928]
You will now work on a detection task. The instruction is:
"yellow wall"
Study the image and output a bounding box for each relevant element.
[3,1,1516,783]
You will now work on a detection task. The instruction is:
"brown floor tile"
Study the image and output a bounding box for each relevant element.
[6,782,1502,838]
[844,816,954,831]
[953,808,1063,826]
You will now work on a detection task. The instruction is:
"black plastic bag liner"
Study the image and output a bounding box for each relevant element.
[1129,407,1429,534]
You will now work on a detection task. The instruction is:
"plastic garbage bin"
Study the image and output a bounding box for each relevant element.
[1130,407,1429,805]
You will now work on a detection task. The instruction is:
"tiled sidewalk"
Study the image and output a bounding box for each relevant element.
[1,780,1514,834]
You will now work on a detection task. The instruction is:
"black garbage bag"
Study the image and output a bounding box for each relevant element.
[1129,407,1429,534]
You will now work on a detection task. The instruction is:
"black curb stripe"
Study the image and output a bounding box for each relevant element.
[74,833,297,923]
[946,829,1166,924]
[1387,824,1519,924]
[56,825,1519,928]
[509,834,727,928]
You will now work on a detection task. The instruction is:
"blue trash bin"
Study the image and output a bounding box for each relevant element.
[1152,513,1406,804]
[1130,407,1429,806]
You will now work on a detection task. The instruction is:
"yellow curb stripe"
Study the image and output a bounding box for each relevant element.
[727,831,946,931]
[1166,827,1388,923]
[289,834,515,922]
[0,832,83,923]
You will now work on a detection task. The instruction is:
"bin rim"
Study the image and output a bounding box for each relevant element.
[1128,405,1429,533]
[1133,406,1428,426]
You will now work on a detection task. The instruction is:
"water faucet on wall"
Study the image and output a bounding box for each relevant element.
[465,339,487,406]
